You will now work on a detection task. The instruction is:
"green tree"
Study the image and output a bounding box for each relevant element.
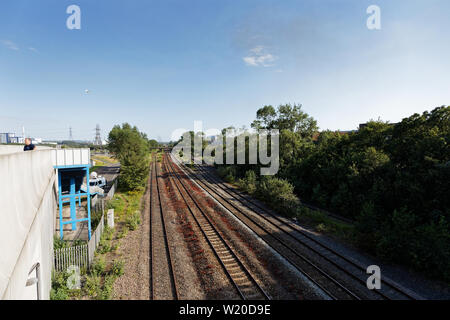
[148,139,159,149]
[251,103,318,138]
[219,104,450,281]
[107,123,149,191]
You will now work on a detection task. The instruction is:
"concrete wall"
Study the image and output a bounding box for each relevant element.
[0,145,53,156]
[0,149,57,300]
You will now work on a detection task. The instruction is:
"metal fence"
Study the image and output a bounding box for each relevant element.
[105,179,118,199]
[91,177,117,207]
[88,214,104,264]
[53,245,88,273]
[53,214,105,273]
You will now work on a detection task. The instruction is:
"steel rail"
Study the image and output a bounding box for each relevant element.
[151,154,180,300]
[163,154,270,300]
[174,158,365,300]
[169,156,351,300]
[150,155,154,300]
[193,163,419,300]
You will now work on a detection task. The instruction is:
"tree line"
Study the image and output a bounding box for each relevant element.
[215,104,450,281]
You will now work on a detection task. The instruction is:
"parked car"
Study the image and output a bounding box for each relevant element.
[90,172,107,189]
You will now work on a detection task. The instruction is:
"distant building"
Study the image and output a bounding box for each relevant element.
[0,133,17,144]
[0,131,41,144]
[9,137,19,144]
[0,133,8,144]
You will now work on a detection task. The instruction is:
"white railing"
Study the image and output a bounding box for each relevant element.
[53,245,88,273]
[88,214,105,264]
[53,214,105,273]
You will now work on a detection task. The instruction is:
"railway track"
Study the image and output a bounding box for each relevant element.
[150,154,179,300]
[173,157,419,300]
[192,164,421,300]
[162,153,270,300]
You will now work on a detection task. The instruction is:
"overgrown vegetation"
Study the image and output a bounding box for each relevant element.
[53,236,86,249]
[51,188,145,300]
[51,122,152,300]
[215,104,450,281]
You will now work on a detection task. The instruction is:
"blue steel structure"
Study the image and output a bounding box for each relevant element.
[56,164,92,240]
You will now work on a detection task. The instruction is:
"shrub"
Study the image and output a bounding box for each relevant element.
[237,170,257,194]
[256,176,300,217]
[50,272,70,300]
[50,287,69,300]
[53,236,68,250]
[217,166,236,183]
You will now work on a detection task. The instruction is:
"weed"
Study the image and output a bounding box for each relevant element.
[126,211,141,230]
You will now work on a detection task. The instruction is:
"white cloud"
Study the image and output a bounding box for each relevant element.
[242,46,277,67]
[1,40,19,51]
[28,47,39,53]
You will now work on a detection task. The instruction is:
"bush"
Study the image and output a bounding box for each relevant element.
[53,236,68,250]
[412,218,450,281]
[255,176,300,217]
[217,166,236,183]
[50,272,70,300]
[237,170,257,194]
[50,287,69,300]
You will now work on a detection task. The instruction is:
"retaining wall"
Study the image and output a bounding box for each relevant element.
[0,148,56,300]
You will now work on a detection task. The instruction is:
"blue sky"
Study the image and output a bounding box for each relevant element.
[0,0,449,141]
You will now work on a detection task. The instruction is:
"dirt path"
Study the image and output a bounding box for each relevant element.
[112,168,151,300]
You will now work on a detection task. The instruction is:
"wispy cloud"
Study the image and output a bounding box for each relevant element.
[28,47,39,53]
[242,46,277,67]
[1,40,19,51]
